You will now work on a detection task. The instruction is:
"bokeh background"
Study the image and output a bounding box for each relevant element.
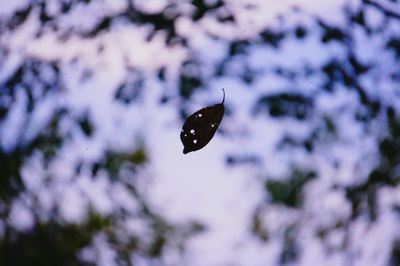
[1,0,400,265]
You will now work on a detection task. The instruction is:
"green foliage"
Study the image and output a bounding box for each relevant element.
[266,170,316,208]
[0,222,95,266]
[95,147,148,178]
[0,148,24,201]
[86,212,111,232]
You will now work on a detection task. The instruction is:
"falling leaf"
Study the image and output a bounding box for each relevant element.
[180,89,225,154]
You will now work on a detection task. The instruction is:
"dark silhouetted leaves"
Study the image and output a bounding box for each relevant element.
[6,6,32,30]
[30,112,64,162]
[78,114,94,137]
[181,90,225,154]
[351,10,366,27]
[180,76,202,99]
[0,216,108,266]
[318,20,347,43]
[266,170,316,208]
[321,60,352,88]
[389,240,400,266]
[0,59,61,119]
[387,106,400,138]
[380,138,400,165]
[1,0,400,264]
[98,147,148,178]
[349,55,370,75]
[228,40,250,56]
[191,0,224,21]
[0,148,25,201]
[274,67,297,80]
[345,166,399,221]
[386,37,400,59]
[38,2,54,25]
[85,16,112,36]
[179,61,203,99]
[254,93,313,120]
[280,226,299,265]
[0,107,67,201]
[260,28,286,48]
[114,73,143,105]
[294,25,307,39]
[217,13,235,23]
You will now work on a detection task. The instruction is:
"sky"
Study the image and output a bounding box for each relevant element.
[1,0,400,266]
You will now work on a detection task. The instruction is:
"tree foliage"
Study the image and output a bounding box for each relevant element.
[1,0,400,265]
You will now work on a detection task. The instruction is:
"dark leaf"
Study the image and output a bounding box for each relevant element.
[180,89,225,154]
